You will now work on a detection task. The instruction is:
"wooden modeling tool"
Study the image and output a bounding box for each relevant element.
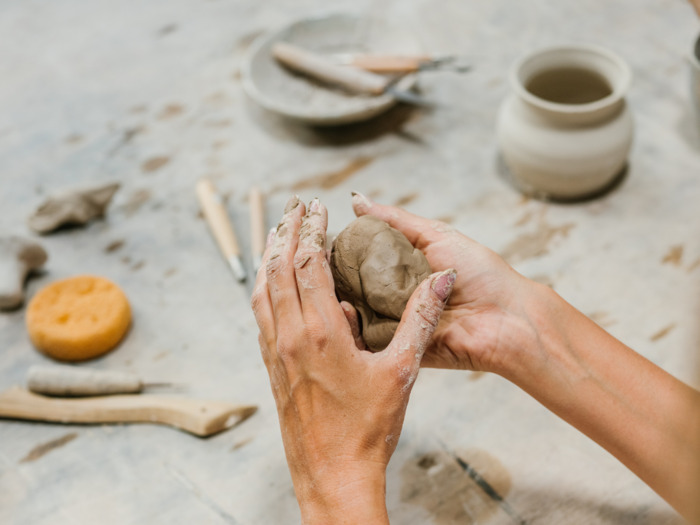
[249,187,266,272]
[0,387,257,437]
[332,53,472,74]
[271,42,433,107]
[196,178,247,283]
[27,365,171,397]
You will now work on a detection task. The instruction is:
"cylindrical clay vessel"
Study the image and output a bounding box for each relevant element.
[497,45,633,199]
[691,34,700,130]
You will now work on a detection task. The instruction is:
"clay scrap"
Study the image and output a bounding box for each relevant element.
[28,182,120,234]
[330,216,431,351]
[0,236,48,310]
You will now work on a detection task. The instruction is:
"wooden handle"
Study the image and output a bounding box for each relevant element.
[196,179,241,260]
[249,187,266,271]
[349,54,432,73]
[272,42,390,96]
[0,387,257,437]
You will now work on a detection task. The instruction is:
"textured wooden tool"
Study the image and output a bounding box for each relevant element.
[338,54,471,74]
[272,41,391,95]
[272,42,433,107]
[196,178,247,282]
[0,387,257,437]
[344,54,433,73]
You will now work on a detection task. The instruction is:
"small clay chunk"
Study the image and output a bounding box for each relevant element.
[330,216,431,351]
[26,275,131,361]
[28,182,120,234]
[0,236,48,310]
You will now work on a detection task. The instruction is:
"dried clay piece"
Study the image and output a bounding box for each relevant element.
[28,182,120,234]
[330,216,431,351]
[0,236,48,310]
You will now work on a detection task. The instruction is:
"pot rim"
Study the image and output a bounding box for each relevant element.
[510,44,632,114]
[691,33,700,70]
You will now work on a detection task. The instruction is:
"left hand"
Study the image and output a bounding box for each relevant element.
[251,196,454,524]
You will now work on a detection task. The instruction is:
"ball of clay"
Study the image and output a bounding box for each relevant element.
[26,275,131,361]
[330,216,431,351]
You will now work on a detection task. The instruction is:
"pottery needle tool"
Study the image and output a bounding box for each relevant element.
[196,178,247,283]
[248,187,266,272]
[331,53,472,74]
[26,365,174,397]
[271,42,434,107]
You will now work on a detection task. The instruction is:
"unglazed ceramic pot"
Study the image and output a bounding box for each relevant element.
[497,45,633,200]
[691,34,700,131]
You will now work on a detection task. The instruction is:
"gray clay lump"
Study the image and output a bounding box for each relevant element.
[330,216,431,351]
[0,236,48,310]
[28,182,120,234]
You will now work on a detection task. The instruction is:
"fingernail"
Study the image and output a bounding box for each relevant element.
[351,191,372,210]
[309,198,320,213]
[266,227,276,247]
[284,195,301,214]
[431,269,457,302]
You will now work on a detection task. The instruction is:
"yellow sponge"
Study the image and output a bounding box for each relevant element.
[26,275,131,361]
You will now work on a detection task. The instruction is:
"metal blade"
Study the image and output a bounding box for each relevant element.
[386,87,436,108]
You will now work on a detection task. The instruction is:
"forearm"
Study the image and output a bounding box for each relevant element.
[502,282,700,521]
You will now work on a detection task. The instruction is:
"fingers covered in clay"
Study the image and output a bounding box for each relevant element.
[266,195,305,325]
[294,198,334,296]
[341,301,367,350]
[384,269,456,387]
[351,191,450,250]
[251,227,277,355]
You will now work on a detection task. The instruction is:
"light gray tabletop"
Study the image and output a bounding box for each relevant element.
[1,0,699,523]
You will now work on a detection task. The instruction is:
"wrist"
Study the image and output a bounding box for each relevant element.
[297,465,389,525]
[479,274,557,377]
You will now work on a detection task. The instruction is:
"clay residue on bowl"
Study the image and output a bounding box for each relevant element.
[243,14,421,125]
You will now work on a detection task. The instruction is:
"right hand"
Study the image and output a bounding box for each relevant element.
[351,192,542,374]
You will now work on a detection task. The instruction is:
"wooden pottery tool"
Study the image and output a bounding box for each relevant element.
[332,53,472,74]
[27,365,172,397]
[271,42,434,107]
[248,187,266,272]
[0,387,257,437]
[196,178,247,283]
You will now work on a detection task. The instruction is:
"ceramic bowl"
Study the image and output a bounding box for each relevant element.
[242,13,420,126]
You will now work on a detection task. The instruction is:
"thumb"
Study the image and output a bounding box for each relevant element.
[351,192,448,250]
[386,269,456,389]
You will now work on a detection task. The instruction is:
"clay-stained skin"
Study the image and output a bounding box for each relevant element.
[28,182,120,234]
[330,216,430,351]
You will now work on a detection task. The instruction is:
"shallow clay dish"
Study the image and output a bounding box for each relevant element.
[243,13,421,126]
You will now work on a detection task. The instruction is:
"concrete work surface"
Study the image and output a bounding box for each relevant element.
[1,0,699,523]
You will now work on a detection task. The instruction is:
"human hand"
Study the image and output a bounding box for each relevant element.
[251,196,455,524]
[351,192,541,375]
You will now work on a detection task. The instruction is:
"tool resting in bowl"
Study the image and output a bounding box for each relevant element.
[271,42,433,107]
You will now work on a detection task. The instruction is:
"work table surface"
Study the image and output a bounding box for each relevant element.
[1,1,699,523]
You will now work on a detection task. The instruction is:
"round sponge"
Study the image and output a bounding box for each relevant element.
[26,275,131,361]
